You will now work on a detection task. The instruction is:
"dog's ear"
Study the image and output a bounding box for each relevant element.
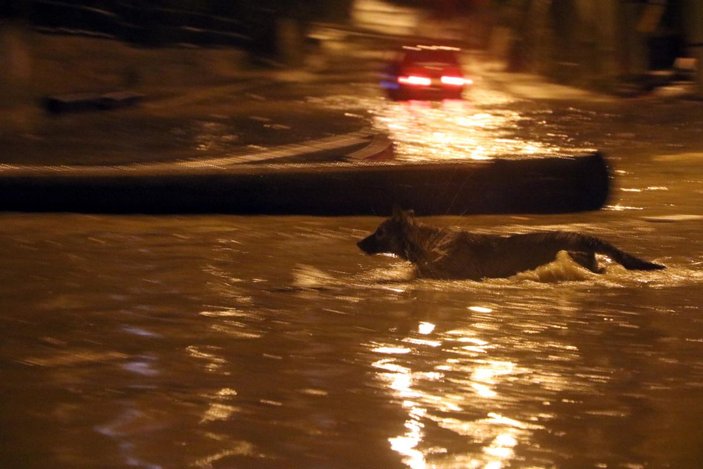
[392,206,415,225]
[401,210,415,226]
[391,205,404,220]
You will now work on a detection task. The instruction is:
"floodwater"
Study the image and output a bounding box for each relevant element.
[1,198,702,468]
[3,69,703,468]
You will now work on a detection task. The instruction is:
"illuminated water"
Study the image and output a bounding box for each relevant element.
[1,198,702,468]
[3,50,703,468]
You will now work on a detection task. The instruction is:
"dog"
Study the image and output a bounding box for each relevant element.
[357,208,665,280]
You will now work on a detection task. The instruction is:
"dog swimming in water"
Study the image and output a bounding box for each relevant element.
[357,208,665,280]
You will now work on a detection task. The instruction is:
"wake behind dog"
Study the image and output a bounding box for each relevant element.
[358,209,665,281]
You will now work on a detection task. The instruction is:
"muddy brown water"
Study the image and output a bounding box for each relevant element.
[0,200,701,468]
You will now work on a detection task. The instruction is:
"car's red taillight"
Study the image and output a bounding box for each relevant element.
[440,76,466,86]
[398,75,432,87]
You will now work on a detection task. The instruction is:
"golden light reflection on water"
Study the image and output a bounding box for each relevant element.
[369,308,546,468]
[374,100,566,162]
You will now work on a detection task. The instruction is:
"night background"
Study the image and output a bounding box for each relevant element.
[1,1,703,468]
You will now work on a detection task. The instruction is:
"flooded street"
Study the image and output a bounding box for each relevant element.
[2,66,703,468]
[1,208,702,468]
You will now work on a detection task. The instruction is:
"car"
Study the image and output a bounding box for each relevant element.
[380,45,471,101]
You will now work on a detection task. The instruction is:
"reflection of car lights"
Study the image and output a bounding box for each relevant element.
[398,75,432,87]
[440,76,466,86]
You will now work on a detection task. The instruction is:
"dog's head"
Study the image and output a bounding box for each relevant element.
[357,207,416,256]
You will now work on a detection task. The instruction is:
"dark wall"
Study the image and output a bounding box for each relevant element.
[0,0,352,48]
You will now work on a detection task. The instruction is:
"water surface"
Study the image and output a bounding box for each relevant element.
[1,210,701,468]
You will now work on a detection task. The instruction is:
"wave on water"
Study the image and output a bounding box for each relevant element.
[291,262,416,290]
[292,251,696,291]
[511,250,601,283]
[291,264,339,289]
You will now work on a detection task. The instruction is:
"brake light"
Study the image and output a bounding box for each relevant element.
[440,76,466,86]
[398,75,432,87]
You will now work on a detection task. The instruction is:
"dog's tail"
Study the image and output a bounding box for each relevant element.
[591,237,665,270]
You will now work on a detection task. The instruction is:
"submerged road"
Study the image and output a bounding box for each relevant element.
[1,32,703,469]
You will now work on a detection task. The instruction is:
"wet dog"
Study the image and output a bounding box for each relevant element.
[357,209,665,280]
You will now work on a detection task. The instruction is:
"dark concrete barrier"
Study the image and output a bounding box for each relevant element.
[0,152,610,215]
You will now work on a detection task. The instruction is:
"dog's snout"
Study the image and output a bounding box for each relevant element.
[357,234,376,254]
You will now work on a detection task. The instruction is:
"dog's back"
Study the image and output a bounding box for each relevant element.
[406,231,596,279]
